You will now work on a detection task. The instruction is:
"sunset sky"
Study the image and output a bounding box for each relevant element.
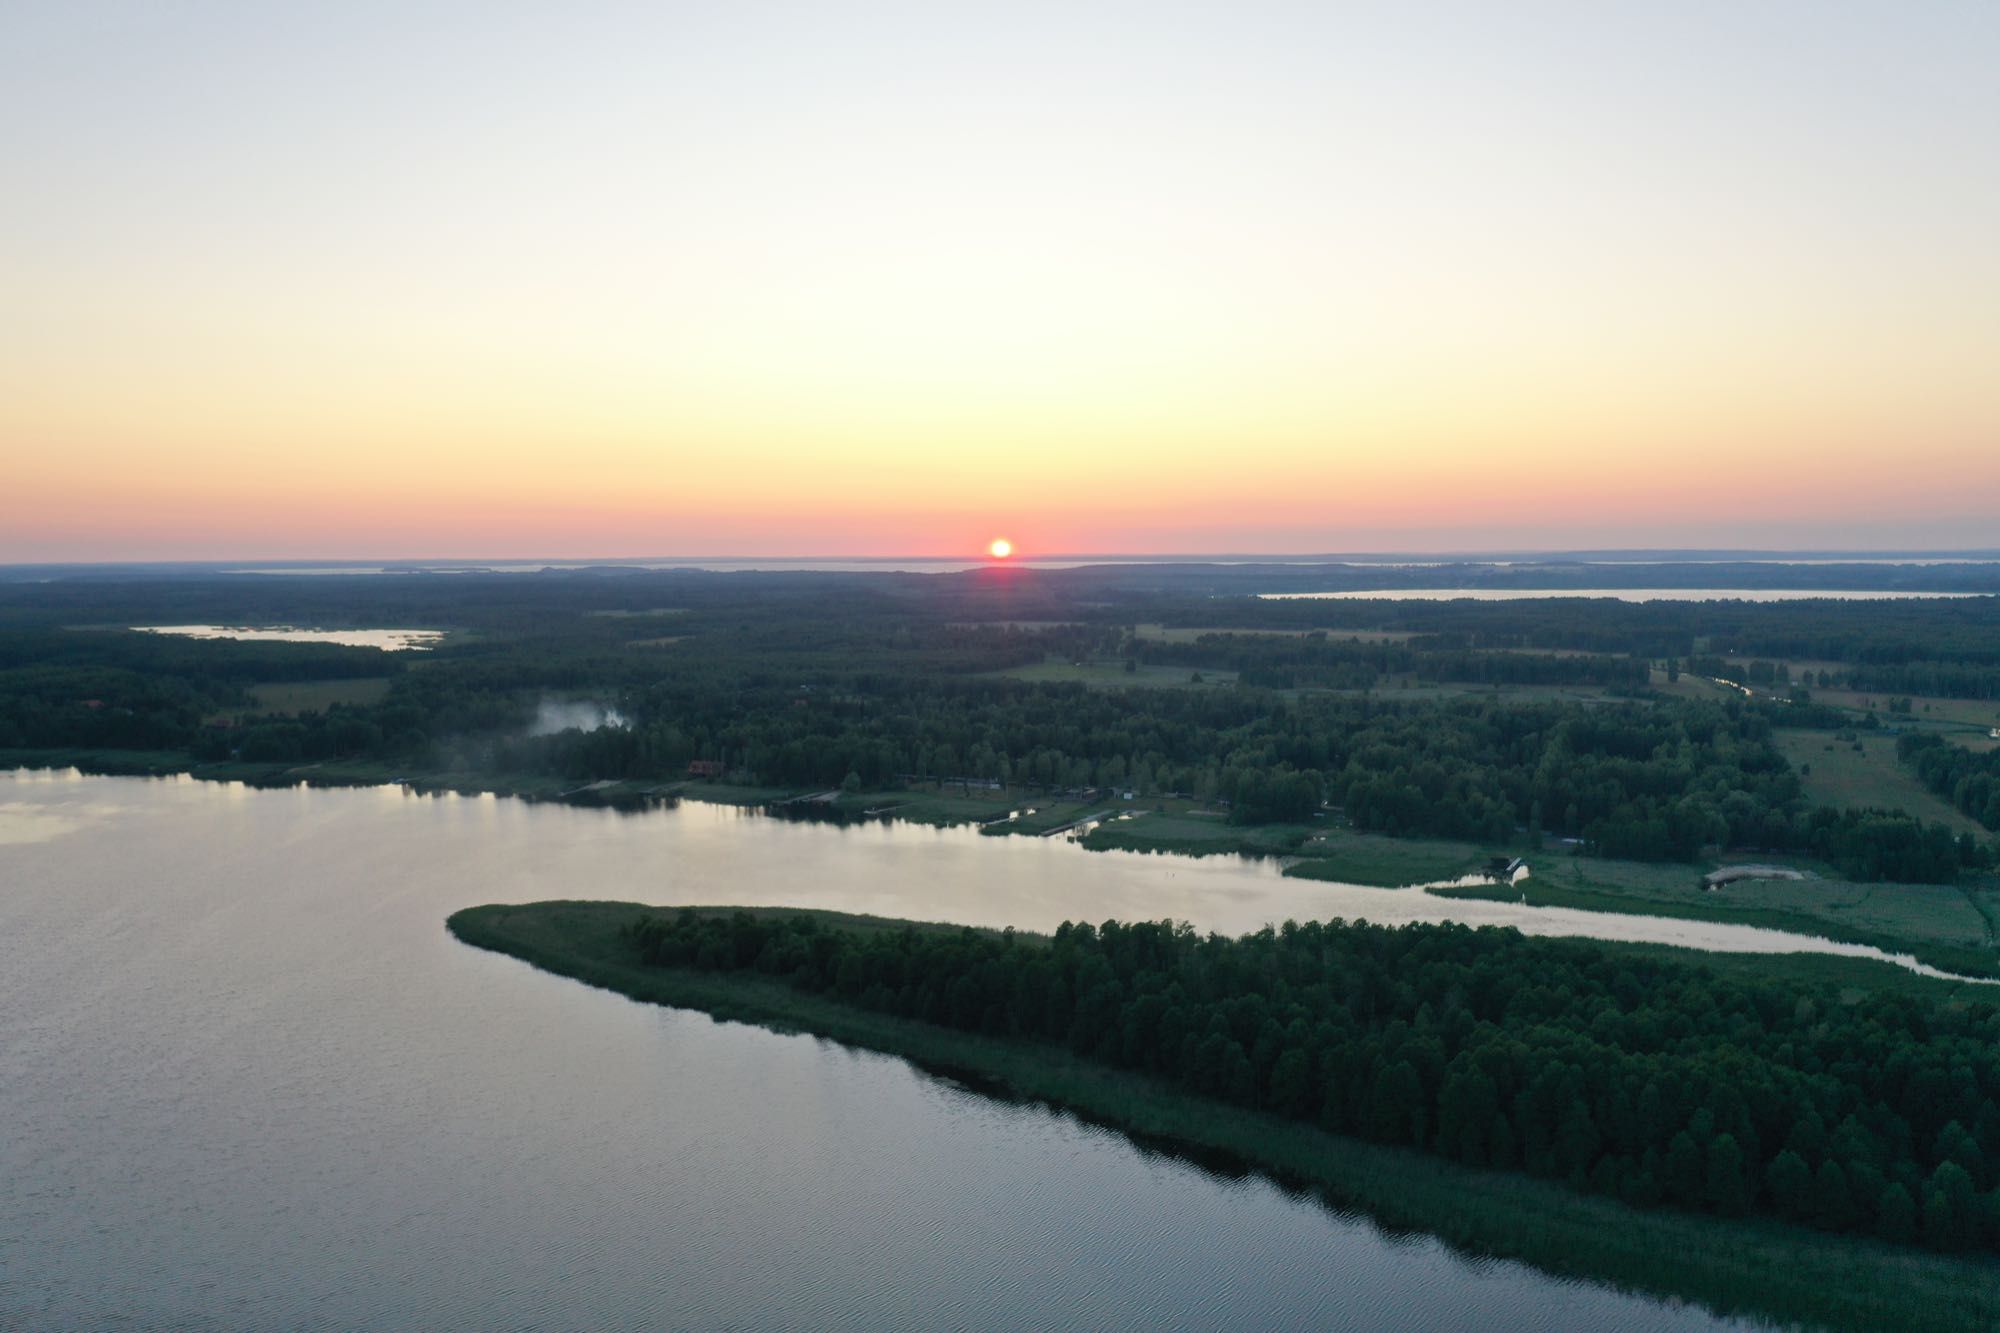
[3,2,1997,561]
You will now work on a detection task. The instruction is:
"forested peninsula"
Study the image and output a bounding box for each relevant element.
[448,901,2000,1333]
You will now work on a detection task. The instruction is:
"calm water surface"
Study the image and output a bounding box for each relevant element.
[1,770,1782,1330]
[1261,589,1985,603]
[134,625,444,650]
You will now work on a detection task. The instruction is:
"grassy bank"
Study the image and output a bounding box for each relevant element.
[1283,828,1494,887]
[1075,812,1313,858]
[1436,855,2000,979]
[448,901,2000,1333]
[1076,812,1495,888]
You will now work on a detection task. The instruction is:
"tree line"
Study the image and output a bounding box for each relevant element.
[626,909,2000,1256]
[1,572,1991,882]
[1901,733,2000,831]
[1131,631,1651,691]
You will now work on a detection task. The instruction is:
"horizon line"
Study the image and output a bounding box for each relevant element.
[8,546,2000,570]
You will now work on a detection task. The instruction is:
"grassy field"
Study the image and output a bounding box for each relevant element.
[1077,811,1313,858]
[753,782,1123,834]
[1648,669,1746,702]
[997,658,1238,689]
[1348,681,1621,705]
[1131,624,1414,644]
[1283,828,1496,887]
[835,786,1057,827]
[240,678,393,715]
[1494,645,1621,658]
[1438,853,2000,979]
[1776,730,1988,836]
[992,801,1114,835]
[446,900,2000,1333]
[1809,688,2000,730]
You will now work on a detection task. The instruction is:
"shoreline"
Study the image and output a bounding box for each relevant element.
[10,746,1998,984]
[1430,879,2000,980]
[446,901,2000,1333]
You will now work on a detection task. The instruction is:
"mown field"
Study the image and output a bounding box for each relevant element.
[997,658,1238,689]
[241,677,392,715]
[1076,810,1314,858]
[1442,852,1999,978]
[1809,688,2000,730]
[1776,731,1988,837]
[1284,826,1495,886]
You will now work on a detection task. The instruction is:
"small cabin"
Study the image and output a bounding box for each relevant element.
[685,759,726,778]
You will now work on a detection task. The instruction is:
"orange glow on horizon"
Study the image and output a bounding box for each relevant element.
[2,7,1997,562]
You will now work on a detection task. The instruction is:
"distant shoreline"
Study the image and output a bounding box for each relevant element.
[10,747,1997,984]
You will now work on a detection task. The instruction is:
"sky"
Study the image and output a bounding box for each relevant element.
[2,1,1997,561]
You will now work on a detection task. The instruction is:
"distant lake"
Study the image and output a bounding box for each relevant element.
[0,769,1788,1330]
[134,624,444,650]
[1261,589,1987,603]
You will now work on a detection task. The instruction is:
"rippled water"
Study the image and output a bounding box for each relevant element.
[0,771,1778,1329]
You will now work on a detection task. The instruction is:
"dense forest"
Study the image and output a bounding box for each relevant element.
[1901,733,2000,831]
[624,908,2000,1256]
[2,566,1995,883]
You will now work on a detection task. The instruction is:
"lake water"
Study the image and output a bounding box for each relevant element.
[0,770,1797,1329]
[1261,589,1986,603]
[134,625,445,650]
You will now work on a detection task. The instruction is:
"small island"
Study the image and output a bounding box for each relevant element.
[449,901,2000,1333]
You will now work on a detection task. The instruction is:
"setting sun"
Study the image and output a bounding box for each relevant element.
[988,538,1013,559]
